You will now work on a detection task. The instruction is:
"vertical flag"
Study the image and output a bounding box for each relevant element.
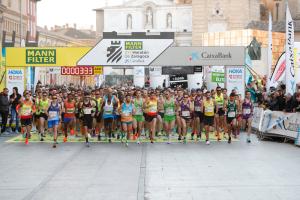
[285,2,296,94]
[267,12,273,92]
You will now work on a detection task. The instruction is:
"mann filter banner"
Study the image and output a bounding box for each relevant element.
[151,46,245,66]
[6,47,90,67]
[77,32,174,66]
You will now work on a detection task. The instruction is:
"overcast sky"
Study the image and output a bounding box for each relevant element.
[37,0,108,30]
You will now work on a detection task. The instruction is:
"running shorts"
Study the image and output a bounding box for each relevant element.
[83,114,93,129]
[203,116,214,126]
[133,115,144,122]
[144,114,157,123]
[164,115,176,123]
[21,118,32,126]
[48,120,59,128]
[39,113,48,120]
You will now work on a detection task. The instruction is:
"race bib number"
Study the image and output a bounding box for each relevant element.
[205,106,213,113]
[165,108,175,116]
[228,111,236,118]
[135,108,142,115]
[243,109,251,115]
[83,108,92,115]
[66,108,74,113]
[122,112,130,117]
[150,107,157,112]
[49,111,58,119]
[195,106,201,112]
[182,111,190,117]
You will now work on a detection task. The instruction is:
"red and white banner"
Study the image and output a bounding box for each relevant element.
[61,66,94,76]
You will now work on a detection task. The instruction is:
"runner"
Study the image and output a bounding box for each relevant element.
[144,92,158,143]
[175,89,184,141]
[202,91,216,145]
[47,94,61,148]
[163,90,176,144]
[120,94,134,146]
[101,91,117,143]
[17,92,35,145]
[214,86,224,140]
[242,91,254,143]
[224,93,239,144]
[95,90,103,141]
[37,92,49,141]
[133,90,144,144]
[193,89,204,140]
[156,93,164,137]
[62,93,76,142]
[79,92,96,147]
[178,93,194,144]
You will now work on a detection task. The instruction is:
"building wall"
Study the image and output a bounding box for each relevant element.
[192,0,261,45]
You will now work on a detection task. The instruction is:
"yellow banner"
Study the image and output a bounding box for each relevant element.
[6,47,90,67]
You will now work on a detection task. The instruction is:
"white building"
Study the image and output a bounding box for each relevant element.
[95,0,199,88]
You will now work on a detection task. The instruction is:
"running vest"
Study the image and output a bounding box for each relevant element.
[242,99,252,116]
[48,102,60,121]
[38,99,49,114]
[82,101,93,115]
[103,100,114,119]
[203,100,215,117]
[121,102,133,122]
[20,101,33,119]
[96,98,103,112]
[215,94,224,109]
[64,101,76,118]
[134,98,143,116]
[147,99,157,116]
[164,99,175,117]
[180,101,191,118]
[227,100,237,119]
[194,96,203,112]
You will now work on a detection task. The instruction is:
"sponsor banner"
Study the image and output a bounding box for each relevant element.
[194,66,203,73]
[269,52,286,88]
[251,107,264,131]
[133,66,145,77]
[260,110,299,139]
[225,66,245,99]
[151,46,245,66]
[94,66,103,75]
[293,42,300,84]
[149,66,161,76]
[77,32,174,66]
[49,67,61,74]
[169,75,187,82]
[285,4,296,94]
[6,47,90,67]
[211,72,224,83]
[162,66,194,75]
[6,68,25,95]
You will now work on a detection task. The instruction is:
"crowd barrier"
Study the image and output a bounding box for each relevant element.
[251,107,300,146]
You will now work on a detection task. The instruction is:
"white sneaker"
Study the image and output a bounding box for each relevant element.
[88,133,91,138]
[136,140,141,144]
[206,140,210,145]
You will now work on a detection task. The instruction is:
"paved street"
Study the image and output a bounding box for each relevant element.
[0,134,299,200]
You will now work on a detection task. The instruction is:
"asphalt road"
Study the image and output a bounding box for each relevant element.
[0,133,299,200]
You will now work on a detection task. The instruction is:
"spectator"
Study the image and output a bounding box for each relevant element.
[284,93,294,112]
[268,92,279,111]
[9,87,22,133]
[0,88,10,133]
[292,93,300,112]
[276,89,286,111]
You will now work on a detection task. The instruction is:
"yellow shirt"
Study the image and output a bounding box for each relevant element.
[203,100,215,117]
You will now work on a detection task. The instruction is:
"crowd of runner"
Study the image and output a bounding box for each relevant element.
[0,85,258,148]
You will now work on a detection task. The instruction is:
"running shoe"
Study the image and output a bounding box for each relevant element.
[52,143,56,148]
[136,139,141,144]
[228,137,232,144]
[217,137,221,142]
[183,137,187,144]
[150,139,154,144]
[98,135,101,141]
[25,138,29,145]
[40,137,44,142]
[125,142,129,147]
[63,137,68,143]
[88,133,91,139]
[108,138,112,143]
[247,138,251,143]
[178,136,182,141]
[86,142,90,147]
[206,140,210,145]
[197,133,201,140]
